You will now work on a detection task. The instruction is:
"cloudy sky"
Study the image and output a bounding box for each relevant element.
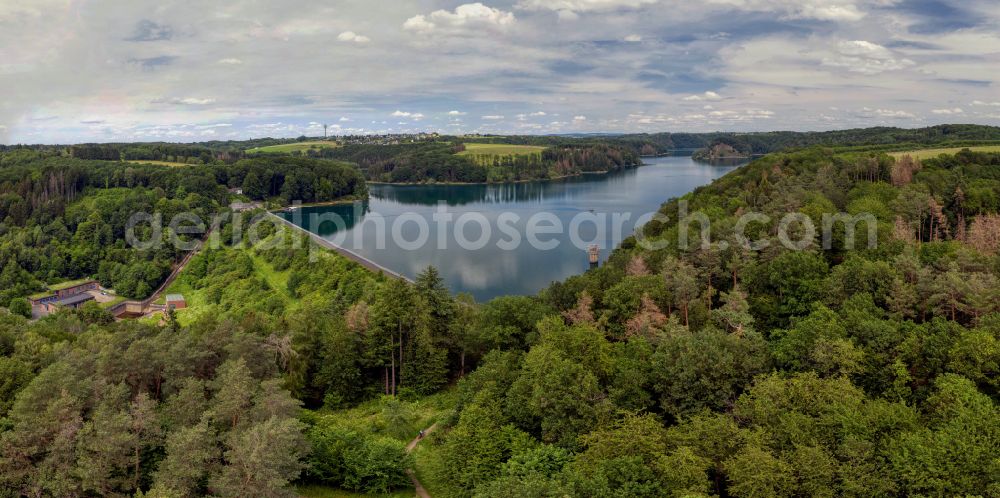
[1,0,999,144]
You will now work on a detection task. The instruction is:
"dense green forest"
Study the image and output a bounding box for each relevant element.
[1,137,999,496]
[8,123,1000,178]
[0,155,364,304]
[437,147,1000,497]
[315,142,641,183]
[464,124,1000,158]
[14,139,642,184]
[685,124,1000,158]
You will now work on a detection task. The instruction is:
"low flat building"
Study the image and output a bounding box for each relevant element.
[50,292,95,311]
[53,280,99,298]
[30,279,101,314]
[165,294,187,310]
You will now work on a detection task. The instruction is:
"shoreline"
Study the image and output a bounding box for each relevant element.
[365,164,644,186]
[282,197,366,208]
[268,196,368,212]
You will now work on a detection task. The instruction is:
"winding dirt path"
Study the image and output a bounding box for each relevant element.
[404,423,438,498]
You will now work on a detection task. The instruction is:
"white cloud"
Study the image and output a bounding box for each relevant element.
[822,40,915,75]
[530,111,547,116]
[2,0,994,142]
[683,91,723,101]
[390,110,425,120]
[337,31,371,43]
[178,98,215,105]
[517,0,873,21]
[837,40,893,58]
[705,108,775,122]
[624,34,642,42]
[720,0,872,21]
[339,117,350,122]
[481,115,505,120]
[879,110,915,118]
[931,108,963,114]
[404,3,515,33]
[785,3,865,21]
[573,115,587,121]
[861,107,917,119]
[517,0,658,13]
[448,110,467,115]
[402,16,436,33]
[153,97,216,106]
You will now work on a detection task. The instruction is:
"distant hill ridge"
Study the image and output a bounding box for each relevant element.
[5,124,1000,159]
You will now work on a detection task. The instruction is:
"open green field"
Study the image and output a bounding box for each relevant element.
[890,145,1000,160]
[247,141,341,154]
[125,160,192,167]
[457,143,547,156]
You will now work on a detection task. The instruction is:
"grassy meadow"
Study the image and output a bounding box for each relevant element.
[247,141,341,154]
[456,143,547,156]
[890,145,1000,160]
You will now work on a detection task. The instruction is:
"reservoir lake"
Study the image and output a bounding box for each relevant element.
[279,154,746,302]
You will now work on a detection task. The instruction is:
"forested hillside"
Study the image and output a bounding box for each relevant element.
[0,154,364,306]
[1,144,999,497]
[684,124,1000,158]
[8,124,997,172]
[424,147,1000,497]
[315,142,641,183]
[2,138,643,185]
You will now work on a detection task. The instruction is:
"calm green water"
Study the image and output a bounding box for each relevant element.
[280,154,745,302]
